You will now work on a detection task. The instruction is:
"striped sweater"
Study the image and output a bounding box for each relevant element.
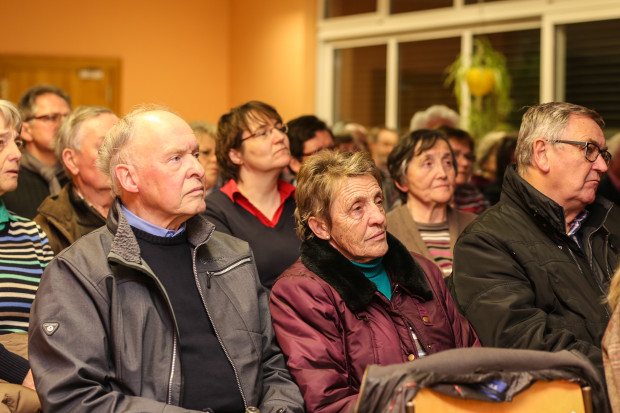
[0,201,54,333]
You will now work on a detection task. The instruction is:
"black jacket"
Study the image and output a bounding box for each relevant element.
[450,166,620,375]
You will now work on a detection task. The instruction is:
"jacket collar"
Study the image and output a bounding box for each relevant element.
[37,183,105,226]
[502,165,613,235]
[106,198,215,265]
[300,232,432,313]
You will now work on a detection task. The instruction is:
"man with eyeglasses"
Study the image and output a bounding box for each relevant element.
[3,84,72,218]
[449,102,620,379]
[282,115,335,185]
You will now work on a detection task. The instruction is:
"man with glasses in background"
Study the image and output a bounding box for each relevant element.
[449,102,620,379]
[3,84,71,218]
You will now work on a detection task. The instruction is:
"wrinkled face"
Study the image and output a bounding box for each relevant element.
[324,175,388,263]
[402,140,456,208]
[371,129,398,167]
[127,111,206,228]
[196,132,219,190]
[0,116,22,196]
[22,93,70,154]
[448,138,474,185]
[301,130,335,161]
[233,113,291,176]
[546,115,607,216]
[70,113,118,193]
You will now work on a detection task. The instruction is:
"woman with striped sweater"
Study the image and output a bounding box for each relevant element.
[386,129,476,278]
[0,100,54,393]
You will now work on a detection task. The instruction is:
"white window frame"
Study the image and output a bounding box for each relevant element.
[316,0,620,129]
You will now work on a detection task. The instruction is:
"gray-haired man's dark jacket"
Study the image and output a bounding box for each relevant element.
[450,165,620,377]
[29,199,304,412]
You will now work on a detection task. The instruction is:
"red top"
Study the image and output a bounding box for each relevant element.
[220,179,296,228]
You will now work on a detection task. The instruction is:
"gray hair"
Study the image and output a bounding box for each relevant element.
[97,104,171,195]
[18,84,71,120]
[0,100,22,134]
[189,120,217,138]
[515,102,604,175]
[54,106,115,161]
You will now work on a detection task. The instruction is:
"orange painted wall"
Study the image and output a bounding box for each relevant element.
[229,0,317,122]
[0,0,316,123]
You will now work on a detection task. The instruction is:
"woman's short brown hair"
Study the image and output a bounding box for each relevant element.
[216,101,282,182]
[295,150,382,242]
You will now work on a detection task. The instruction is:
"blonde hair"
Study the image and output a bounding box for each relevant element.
[295,151,381,241]
[608,267,620,311]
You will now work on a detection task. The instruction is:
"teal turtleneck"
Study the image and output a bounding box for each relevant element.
[350,257,392,300]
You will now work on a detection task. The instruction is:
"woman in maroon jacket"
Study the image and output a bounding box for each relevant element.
[269,150,480,413]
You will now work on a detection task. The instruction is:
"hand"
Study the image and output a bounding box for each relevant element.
[22,369,35,391]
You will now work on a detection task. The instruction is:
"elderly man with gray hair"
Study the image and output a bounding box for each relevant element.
[29,106,304,412]
[450,102,620,379]
[34,105,118,254]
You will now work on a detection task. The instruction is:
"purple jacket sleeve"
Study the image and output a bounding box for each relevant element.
[270,274,359,413]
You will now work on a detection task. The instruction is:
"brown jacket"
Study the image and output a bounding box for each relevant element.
[386,204,476,263]
[33,184,105,255]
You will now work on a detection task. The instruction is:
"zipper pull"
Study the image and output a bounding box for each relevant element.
[207,272,213,289]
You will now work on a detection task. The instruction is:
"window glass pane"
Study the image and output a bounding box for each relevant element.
[476,29,540,131]
[324,0,376,18]
[333,45,387,128]
[562,19,620,131]
[391,0,453,14]
[398,37,460,134]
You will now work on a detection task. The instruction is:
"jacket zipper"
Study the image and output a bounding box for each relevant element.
[109,256,183,406]
[206,257,252,289]
[566,246,610,318]
[193,247,250,409]
[167,333,178,404]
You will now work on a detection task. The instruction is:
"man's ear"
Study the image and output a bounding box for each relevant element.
[532,139,551,173]
[289,157,301,174]
[62,149,79,176]
[20,122,34,143]
[115,164,139,193]
[229,148,243,166]
[308,216,331,240]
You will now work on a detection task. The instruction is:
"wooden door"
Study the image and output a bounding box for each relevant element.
[0,55,121,114]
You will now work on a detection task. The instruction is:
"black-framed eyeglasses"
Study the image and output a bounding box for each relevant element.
[25,113,69,124]
[549,139,612,166]
[242,123,288,141]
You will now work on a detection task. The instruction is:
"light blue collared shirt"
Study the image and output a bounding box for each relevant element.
[121,205,186,237]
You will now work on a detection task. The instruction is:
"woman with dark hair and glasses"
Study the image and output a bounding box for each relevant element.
[203,101,300,288]
[386,129,476,278]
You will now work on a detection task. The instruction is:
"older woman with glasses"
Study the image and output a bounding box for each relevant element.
[269,150,479,413]
[0,100,54,409]
[386,129,477,278]
[203,101,299,288]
